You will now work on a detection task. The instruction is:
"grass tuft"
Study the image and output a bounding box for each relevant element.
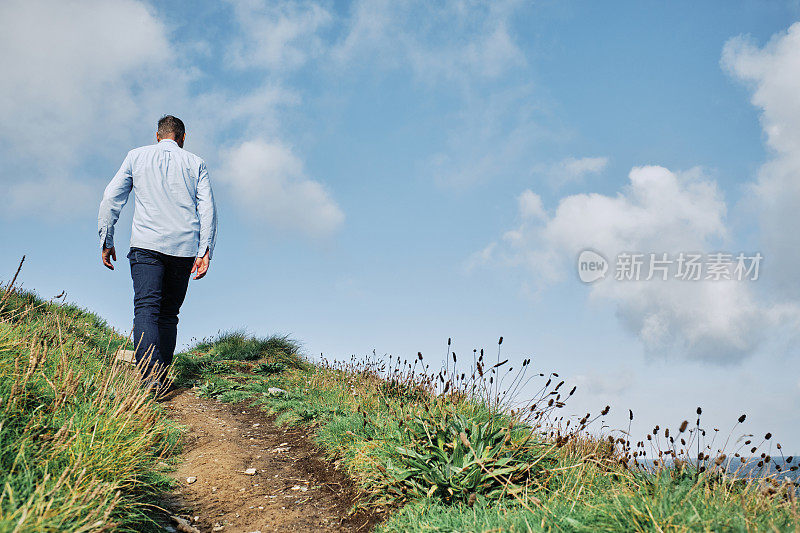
[172,330,306,388]
[193,329,302,363]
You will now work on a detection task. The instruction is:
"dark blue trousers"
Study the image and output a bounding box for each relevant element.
[128,247,194,381]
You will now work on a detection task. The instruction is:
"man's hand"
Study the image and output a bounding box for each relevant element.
[191,250,210,280]
[102,246,116,270]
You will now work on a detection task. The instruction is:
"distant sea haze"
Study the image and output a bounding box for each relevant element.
[640,458,799,483]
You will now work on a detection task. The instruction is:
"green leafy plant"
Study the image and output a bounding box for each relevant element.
[205,360,236,374]
[386,411,553,504]
[254,361,286,375]
[197,377,243,399]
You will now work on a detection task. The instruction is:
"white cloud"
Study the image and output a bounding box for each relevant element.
[226,0,332,71]
[333,0,525,83]
[479,22,800,363]
[481,165,800,362]
[0,0,345,238]
[723,22,800,298]
[0,0,177,217]
[503,166,729,283]
[219,140,344,237]
[187,85,300,157]
[518,190,546,220]
[0,0,171,168]
[546,156,609,188]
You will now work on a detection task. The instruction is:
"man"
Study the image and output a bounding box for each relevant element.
[98,115,218,392]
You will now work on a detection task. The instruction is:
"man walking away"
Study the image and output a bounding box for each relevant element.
[98,115,218,393]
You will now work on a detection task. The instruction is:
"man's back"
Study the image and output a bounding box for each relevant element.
[98,138,217,260]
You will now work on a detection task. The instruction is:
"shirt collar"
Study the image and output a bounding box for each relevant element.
[158,139,179,147]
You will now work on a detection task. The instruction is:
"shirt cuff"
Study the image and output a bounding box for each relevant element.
[99,227,114,249]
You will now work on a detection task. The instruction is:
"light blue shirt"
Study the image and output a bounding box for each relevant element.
[98,139,218,259]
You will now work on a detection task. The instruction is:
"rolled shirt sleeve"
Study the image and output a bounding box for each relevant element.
[196,162,218,259]
[98,152,134,249]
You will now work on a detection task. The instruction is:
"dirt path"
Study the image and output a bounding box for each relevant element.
[160,389,377,533]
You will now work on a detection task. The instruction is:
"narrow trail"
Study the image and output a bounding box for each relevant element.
[160,389,377,533]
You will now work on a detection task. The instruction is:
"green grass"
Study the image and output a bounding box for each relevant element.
[193,329,302,363]
[0,287,180,532]
[177,335,800,532]
[171,330,305,387]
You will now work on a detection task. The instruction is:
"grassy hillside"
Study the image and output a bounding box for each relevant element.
[181,337,800,532]
[2,270,797,531]
[0,285,179,532]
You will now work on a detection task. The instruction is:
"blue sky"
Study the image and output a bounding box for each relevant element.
[2,0,800,450]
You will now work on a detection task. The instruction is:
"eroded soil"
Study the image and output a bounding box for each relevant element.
[160,389,379,533]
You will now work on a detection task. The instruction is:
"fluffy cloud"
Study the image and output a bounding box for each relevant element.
[518,190,546,220]
[498,166,728,282]
[0,0,171,165]
[0,0,173,216]
[723,23,800,298]
[482,165,799,362]
[0,0,345,238]
[477,22,800,362]
[219,140,344,238]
